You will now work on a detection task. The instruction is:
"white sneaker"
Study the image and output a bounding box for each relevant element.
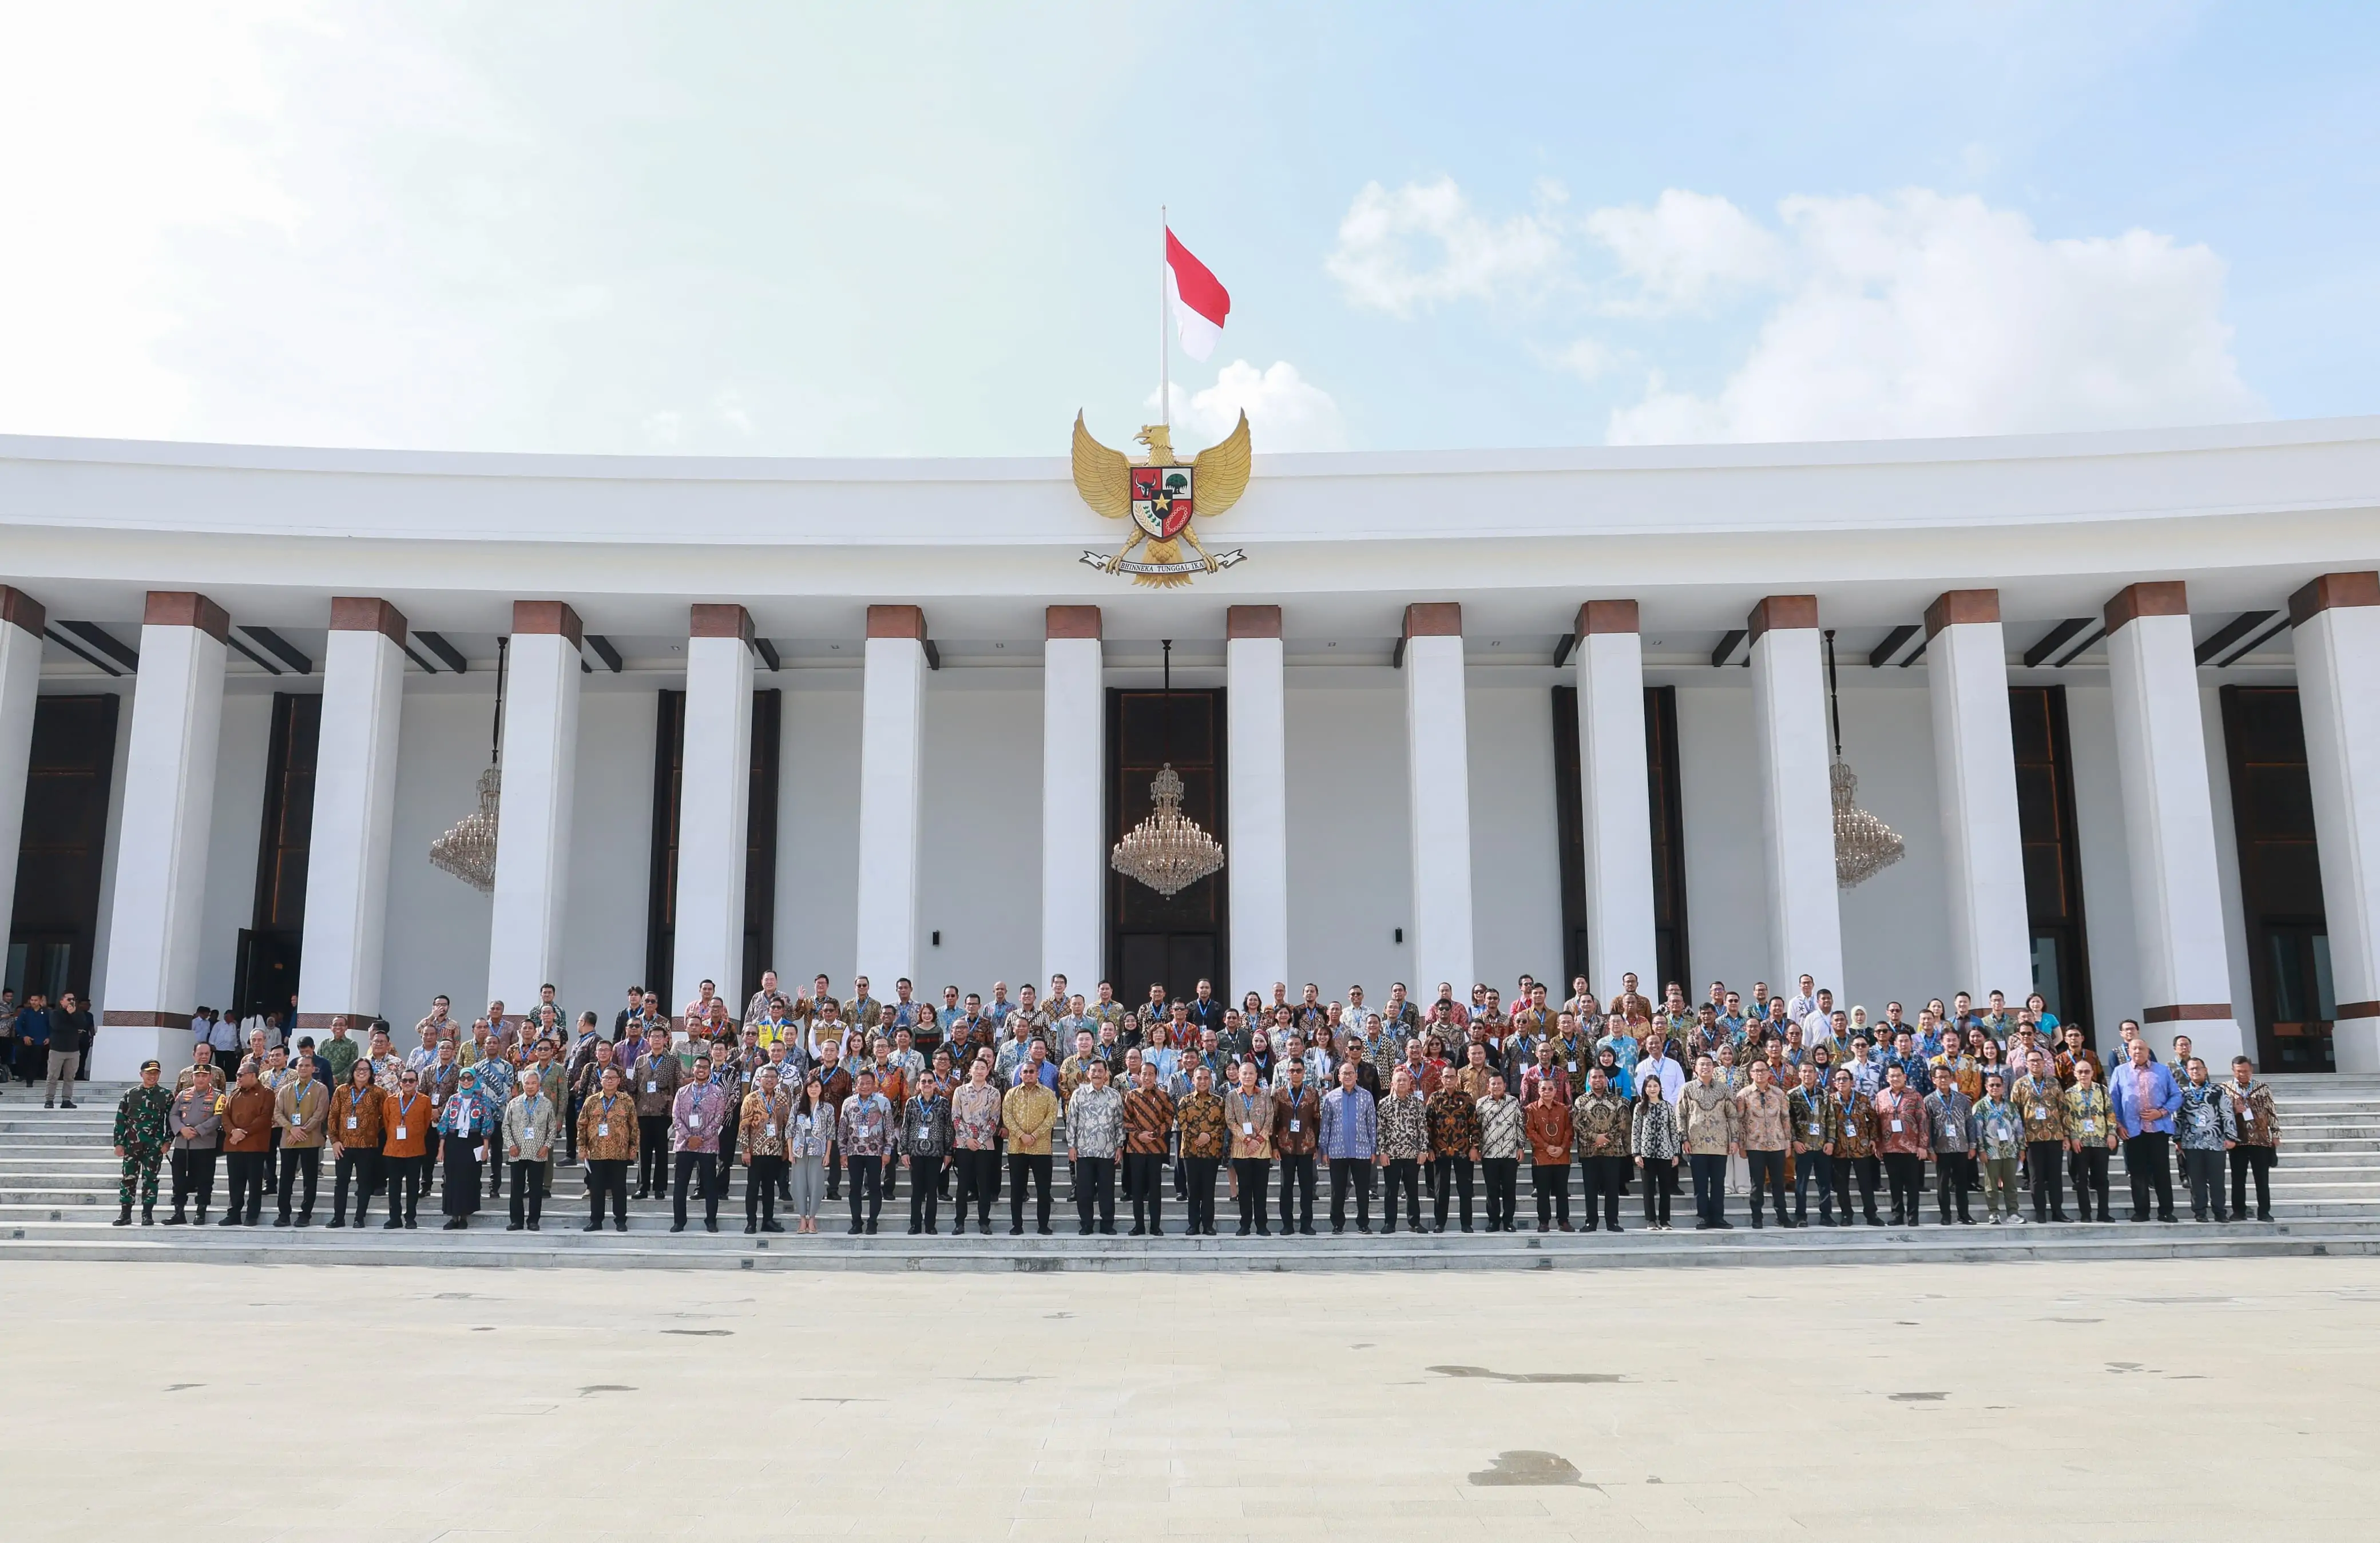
[2006,1213,2027,1225]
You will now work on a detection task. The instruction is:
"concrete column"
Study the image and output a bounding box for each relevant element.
[1041,606,1104,994]
[2104,582,2243,1063]
[0,589,45,977]
[855,604,927,990]
[672,604,755,1022]
[1747,596,1844,997]
[1924,589,2034,1001]
[487,601,584,1018]
[1226,605,1288,999]
[295,598,408,1032]
[1403,603,1475,998]
[1572,600,1656,993]
[2290,572,2380,1072]
[95,592,229,1077]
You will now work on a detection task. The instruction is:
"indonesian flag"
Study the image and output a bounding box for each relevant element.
[1165,227,1229,362]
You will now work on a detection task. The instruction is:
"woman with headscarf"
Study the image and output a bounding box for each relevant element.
[438,1066,496,1229]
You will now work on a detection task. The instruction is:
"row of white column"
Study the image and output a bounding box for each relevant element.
[7,576,2380,1077]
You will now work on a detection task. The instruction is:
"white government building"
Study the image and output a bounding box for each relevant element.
[2,417,2378,1081]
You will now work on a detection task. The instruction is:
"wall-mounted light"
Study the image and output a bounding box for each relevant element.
[1394,927,1404,945]
[931,930,941,947]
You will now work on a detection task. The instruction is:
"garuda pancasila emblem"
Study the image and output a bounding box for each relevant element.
[1071,410,1251,588]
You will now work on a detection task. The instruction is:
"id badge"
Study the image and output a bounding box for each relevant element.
[766,1122,778,1137]
[346,1116,359,1130]
[1290,1120,1301,1132]
[645,1081,657,1094]
[1890,1119,1903,1133]
[1242,1121,1254,1136]
[597,1122,609,1138]
[394,1125,407,1140]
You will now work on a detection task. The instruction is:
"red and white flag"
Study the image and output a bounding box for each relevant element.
[1165,228,1229,362]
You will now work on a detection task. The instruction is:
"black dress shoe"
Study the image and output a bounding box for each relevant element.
[1009,1224,1024,1236]
[672,1220,688,1233]
[614,1220,629,1232]
[272,1215,290,1228]
[744,1221,757,1235]
[442,1217,466,1230]
[1713,1218,1734,1229]
[584,1220,604,1231]
[763,1220,784,1233]
[1128,1223,1147,1236]
[1077,1224,1093,1236]
[505,1221,523,1232]
[1036,1223,1052,1235]
[907,1223,922,1235]
[327,1217,346,1229]
[704,1219,719,1232]
[1236,1222,1251,1236]
[864,1221,878,1235]
[1149,1224,1164,1236]
[1299,1224,1316,1236]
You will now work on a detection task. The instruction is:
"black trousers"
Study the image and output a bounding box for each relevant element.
[1883,1153,1925,1221]
[1688,1153,1727,1223]
[1074,1155,1116,1231]
[1836,1154,1882,1220]
[564,1092,581,1163]
[908,1155,943,1229]
[637,1116,671,1193]
[2070,1144,2112,1219]
[1531,1161,1570,1226]
[1008,1153,1052,1230]
[1276,1153,1316,1231]
[1582,1155,1625,1228]
[588,1157,629,1226]
[509,1161,546,1225]
[226,1151,269,1221]
[1382,1158,1423,1228]
[846,1154,883,1227]
[1431,1155,1474,1228]
[2028,1140,2069,1217]
[1124,1152,1166,1228]
[2231,1144,2275,1216]
[1482,1157,1520,1228]
[1794,1151,1834,1220]
[2182,1148,2228,1219]
[1640,1157,1675,1224]
[1747,1149,1789,1222]
[333,1149,379,1223]
[1933,1152,1973,1220]
[276,1145,322,1219]
[2125,1132,2176,1218]
[1185,1155,1221,1232]
[673,1151,719,1224]
[1233,1157,1271,1229]
[747,1155,785,1224]
[170,1149,219,1214]
[954,1149,1000,1224]
[1330,1158,1374,1228]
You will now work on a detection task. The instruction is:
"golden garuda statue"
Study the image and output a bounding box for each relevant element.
[1071,410,1251,588]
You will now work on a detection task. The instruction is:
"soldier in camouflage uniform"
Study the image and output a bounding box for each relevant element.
[112,1059,175,1225]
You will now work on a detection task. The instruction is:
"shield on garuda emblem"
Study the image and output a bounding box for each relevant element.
[1129,464,1195,542]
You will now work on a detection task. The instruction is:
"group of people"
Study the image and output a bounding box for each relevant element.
[98,966,2288,1239]
[0,987,97,1105]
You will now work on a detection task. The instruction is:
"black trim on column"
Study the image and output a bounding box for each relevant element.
[1552,685,1689,996]
[743,689,782,1001]
[645,689,685,1007]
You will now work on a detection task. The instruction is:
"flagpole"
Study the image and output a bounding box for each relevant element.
[1159,204,1170,431]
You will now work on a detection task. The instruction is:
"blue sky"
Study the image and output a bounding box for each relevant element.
[2,2,2374,456]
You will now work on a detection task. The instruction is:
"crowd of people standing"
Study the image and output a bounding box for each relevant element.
[93,966,2287,1239]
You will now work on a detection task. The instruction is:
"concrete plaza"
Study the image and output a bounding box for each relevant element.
[6,1256,2376,1540]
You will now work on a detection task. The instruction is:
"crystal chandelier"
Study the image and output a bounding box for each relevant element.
[1111,639,1225,898]
[1825,629,1903,889]
[430,636,504,894]
[430,764,502,893]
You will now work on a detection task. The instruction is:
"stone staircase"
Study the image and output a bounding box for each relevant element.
[3,1073,2377,1272]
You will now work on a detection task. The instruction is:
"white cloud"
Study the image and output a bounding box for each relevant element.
[1324,177,1564,318]
[0,2,304,438]
[640,410,683,446]
[1152,360,1347,453]
[715,389,753,436]
[1584,189,1782,314]
[1539,337,1615,384]
[1605,189,2260,443]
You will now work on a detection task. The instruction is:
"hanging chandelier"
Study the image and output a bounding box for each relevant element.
[430,636,505,894]
[1110,639,1225,898]
[430,765,502,893]
[1824,629,1904,889]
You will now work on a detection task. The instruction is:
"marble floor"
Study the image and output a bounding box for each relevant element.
[7,1255,2377,1540]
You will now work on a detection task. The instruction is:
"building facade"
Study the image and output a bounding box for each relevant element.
[2,418,2377,1077]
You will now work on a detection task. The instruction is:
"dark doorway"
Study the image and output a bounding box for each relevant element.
[1106,686,1227,1010]
[646,687,784,1013]
[6,694,121,1005]
[2220,685,2334,1071]
[2009,687,2095,1044]
[236,693,319,1025]
[1551,685,1689,995]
